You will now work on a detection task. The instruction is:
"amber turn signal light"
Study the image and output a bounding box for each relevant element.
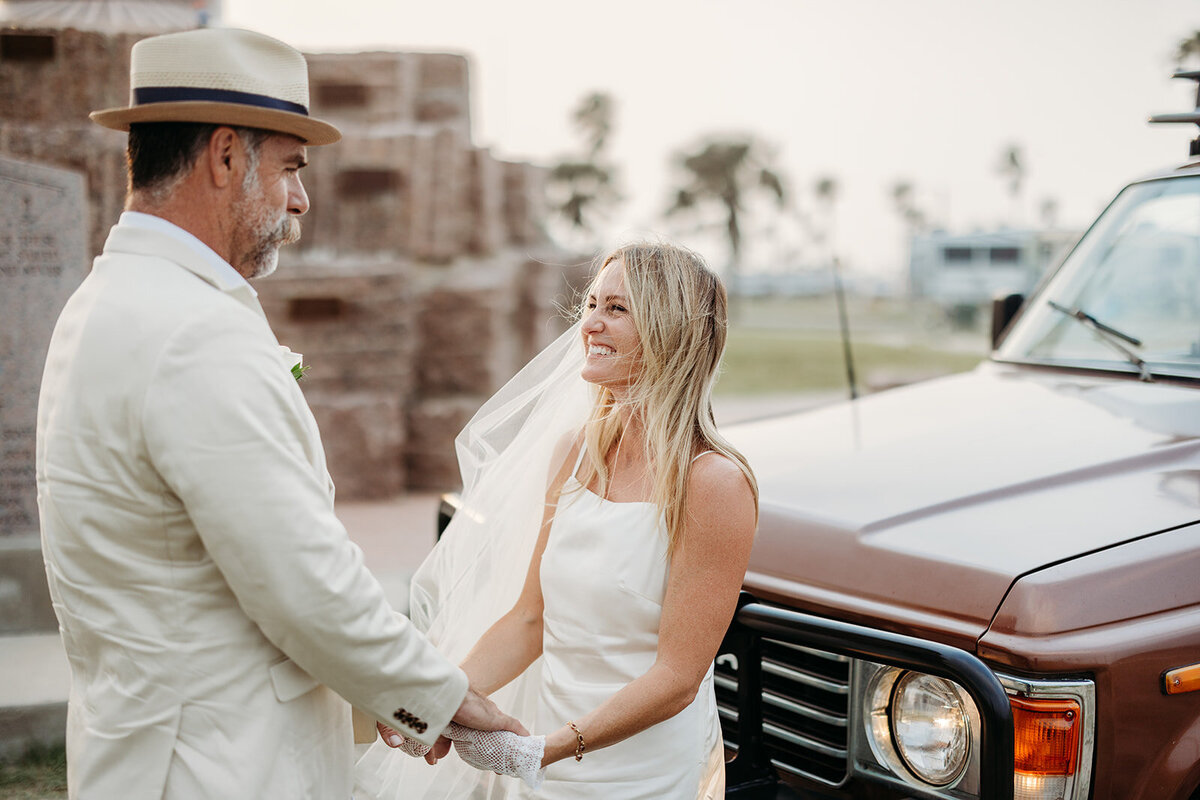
[1164,663,1200,695]
[1011,696,1081,775]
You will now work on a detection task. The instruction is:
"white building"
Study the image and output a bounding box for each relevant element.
[909,228,1079,308]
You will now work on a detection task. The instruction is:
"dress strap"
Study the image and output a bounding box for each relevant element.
[691,450,716,463]
[571,440,588,476]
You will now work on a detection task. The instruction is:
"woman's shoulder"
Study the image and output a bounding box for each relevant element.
[687,452,755,508]
[552,428,585,467]
[681,451,756,545]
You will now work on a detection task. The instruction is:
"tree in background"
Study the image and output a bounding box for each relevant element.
[665,136,786,295]
[811,176,839,250]
[546,92,621,247]
[890,180,928,234]
[1176,31,1200,66]
[996,143,1025,226]
[890,180,930,285]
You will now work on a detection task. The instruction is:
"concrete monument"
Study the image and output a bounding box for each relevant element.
[0,155,88,632]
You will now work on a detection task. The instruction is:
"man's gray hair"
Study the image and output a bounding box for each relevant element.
[127,123,270,205]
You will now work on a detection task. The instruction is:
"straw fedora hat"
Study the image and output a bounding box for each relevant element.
[91,27,341,145]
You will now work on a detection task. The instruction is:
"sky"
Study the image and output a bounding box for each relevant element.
[223,0,1200,283]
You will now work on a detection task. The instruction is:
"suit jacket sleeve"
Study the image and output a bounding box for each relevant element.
[141,302,467,745]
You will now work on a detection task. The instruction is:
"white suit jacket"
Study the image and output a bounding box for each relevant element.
[36,219,468,799]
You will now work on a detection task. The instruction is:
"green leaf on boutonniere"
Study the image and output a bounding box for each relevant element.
[291,363,310,382]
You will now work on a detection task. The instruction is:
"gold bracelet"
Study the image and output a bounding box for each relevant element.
[566,720,586,761]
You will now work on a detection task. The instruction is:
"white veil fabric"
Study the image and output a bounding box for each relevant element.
[355,322,591,800]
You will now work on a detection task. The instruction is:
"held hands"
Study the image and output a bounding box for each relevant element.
[428,686,528,763]
[376,722,432,758]
[453,687,528,736]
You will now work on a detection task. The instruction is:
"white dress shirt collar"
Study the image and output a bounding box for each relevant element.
[119,211,257,297]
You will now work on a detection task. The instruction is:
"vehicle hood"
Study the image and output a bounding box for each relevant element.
[727,361,1200,647]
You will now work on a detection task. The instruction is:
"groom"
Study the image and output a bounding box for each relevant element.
[36,27,522,799]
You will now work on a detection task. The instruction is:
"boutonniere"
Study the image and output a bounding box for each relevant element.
[280,345,309,381]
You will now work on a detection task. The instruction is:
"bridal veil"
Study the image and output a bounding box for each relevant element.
[355,322,590,800]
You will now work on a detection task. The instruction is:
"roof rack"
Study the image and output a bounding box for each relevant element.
[1149,70,1200,157]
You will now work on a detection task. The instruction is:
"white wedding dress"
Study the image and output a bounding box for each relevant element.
[532,457,724,799]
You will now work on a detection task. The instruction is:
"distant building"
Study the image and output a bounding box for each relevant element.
[908,228,1079,309]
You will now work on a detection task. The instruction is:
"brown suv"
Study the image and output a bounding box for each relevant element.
[716,80,1200,800]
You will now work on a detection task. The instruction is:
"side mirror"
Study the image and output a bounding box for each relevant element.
[991,293,1024,350]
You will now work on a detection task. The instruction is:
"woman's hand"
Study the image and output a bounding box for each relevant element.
[445,723,547,790]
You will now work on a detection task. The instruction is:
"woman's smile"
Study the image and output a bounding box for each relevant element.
[580,263,641,391]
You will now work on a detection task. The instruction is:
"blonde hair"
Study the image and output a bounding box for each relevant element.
[575,241,758,553]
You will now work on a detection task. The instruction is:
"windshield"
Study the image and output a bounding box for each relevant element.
[997,174,1200,379]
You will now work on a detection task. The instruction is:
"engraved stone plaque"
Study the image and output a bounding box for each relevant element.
[0,156,88,538]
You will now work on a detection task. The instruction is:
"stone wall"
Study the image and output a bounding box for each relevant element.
[298,50,546,263]
[307,51,471,141]
[0,28,138,257]
[257,251,586,497]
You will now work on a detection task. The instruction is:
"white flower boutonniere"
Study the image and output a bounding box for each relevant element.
[280,345,309,381]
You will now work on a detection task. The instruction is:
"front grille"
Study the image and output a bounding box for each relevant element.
[716,637,851,786]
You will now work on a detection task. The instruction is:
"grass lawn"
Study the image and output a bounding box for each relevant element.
[717,328,985,395]
[0,746,66,800]
[717,294,990,396]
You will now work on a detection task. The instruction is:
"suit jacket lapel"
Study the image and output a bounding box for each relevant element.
[101,223,268,321]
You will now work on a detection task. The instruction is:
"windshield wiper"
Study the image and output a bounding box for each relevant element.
[1046,300,1153,381]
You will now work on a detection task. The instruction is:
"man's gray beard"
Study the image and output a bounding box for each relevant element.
[244,216,300,279]
[234,173,302,279]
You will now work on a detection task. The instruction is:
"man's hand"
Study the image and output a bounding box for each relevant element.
[453,688,528,735]
[426,688,528,764]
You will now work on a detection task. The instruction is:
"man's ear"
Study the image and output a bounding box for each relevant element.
[206,126,243,190]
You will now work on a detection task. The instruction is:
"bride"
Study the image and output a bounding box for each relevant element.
[356,241,758,799]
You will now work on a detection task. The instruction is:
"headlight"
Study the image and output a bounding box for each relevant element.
[890,672,971,785]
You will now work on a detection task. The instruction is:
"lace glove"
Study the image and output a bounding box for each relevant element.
[444,722,547,790]
[378,724,431,758]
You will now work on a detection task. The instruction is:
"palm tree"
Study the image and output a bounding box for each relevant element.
[547,92,621,241]
[1176,31,1200,67]
[548,161,618,230]
[890,180,927,233]
[890,180,929,289]
[812,175,839,249]
[665,136,786,293]
[997,143,1024,225]
[573,92,614,158]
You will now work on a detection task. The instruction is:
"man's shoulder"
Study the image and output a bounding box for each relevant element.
[96,248,257,323]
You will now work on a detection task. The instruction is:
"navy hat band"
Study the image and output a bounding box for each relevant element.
[133,86,309,116]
